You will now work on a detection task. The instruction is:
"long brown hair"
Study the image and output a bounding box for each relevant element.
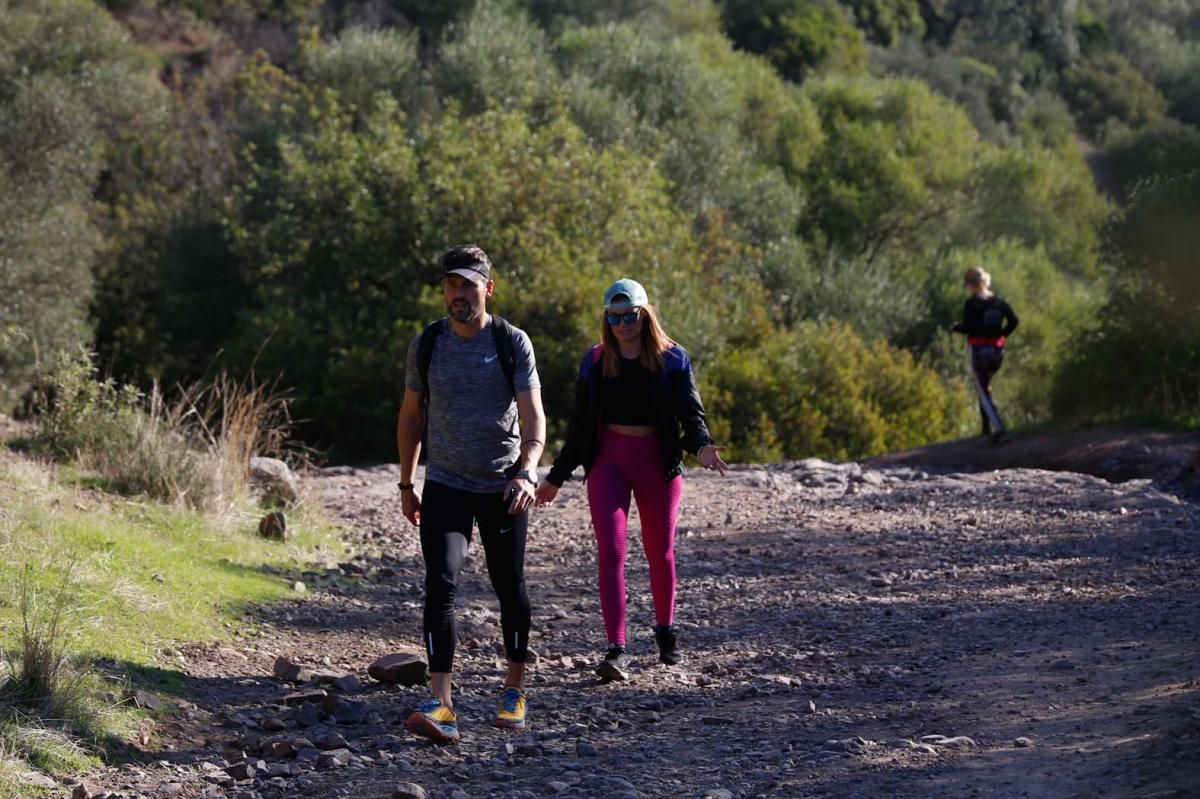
[599,303,673,378]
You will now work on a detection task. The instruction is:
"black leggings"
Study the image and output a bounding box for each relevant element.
[419,480,531,673]
[970,345,1005,434]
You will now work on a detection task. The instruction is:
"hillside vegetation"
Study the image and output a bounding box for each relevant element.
[2,0,1198,461]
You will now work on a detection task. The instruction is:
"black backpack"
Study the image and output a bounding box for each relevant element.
[416,315,520,402]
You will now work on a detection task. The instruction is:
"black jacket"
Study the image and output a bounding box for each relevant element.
[952,294,1019,338]
[547,343,713,486]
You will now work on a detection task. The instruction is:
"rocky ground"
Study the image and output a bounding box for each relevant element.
[69,444,1200,799]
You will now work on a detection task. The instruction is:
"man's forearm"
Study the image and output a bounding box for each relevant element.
[516,438,544,472]
[397,415,423,482]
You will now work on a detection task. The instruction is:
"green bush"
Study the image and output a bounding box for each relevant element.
[702,319,971,462]
[1053,171,1200,423]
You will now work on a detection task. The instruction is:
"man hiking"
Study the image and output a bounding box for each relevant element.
[396,244,545,743]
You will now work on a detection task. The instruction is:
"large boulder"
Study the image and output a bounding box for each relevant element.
[249,456,299,508]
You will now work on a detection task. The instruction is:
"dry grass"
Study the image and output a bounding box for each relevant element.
[26,350,301,516]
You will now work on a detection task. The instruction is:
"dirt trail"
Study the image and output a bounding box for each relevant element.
[76,445,1199,799]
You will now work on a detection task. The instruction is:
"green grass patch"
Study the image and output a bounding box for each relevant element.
[0,451,341,670]
[0,448,344,784]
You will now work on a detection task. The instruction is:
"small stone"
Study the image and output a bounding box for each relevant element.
[316,748,352,769]
[126,689,162,711]
[1050,659,1076,671]
[1014,737,1034,748]
[576,740,598,757]
[323,695,368,724]
[293,581,307,593]
[703,790,734,799]
[273,657,313,684]
[391,783,427,799]
[317,732,349,750]
[295,703,321,727]
[368,653,429,687]
[701,716,735,725]
[224,762,255,781]
[333,674,362,693]
[258,511,290,540]
[283,688,326,706]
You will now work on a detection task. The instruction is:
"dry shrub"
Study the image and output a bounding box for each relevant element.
[28,350,298,513]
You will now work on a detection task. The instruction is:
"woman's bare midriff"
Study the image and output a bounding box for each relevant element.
[605,423,656,437]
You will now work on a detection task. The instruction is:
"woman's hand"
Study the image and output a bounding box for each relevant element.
[535,482,560,506]
[698,444,728,476]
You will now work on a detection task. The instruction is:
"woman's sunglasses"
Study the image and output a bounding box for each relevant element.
[606,310,641,326]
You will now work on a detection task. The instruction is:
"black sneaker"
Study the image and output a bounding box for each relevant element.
[596,645,631,682]
[654,624,681,665]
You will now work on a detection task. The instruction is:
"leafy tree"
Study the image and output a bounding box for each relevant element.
[967,139,1110,277]
[435,0,558,113]
[1101,119,1200,199]
[0,0,163,409]
[843,0,923,45]
[1061,50,1168,139]
[798,75,977,259]
[300,26,423,122]
[720,0,866,83]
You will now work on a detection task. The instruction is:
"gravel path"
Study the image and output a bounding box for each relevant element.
[75,459,1200,799]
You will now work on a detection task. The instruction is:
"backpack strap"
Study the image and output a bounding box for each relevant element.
[489,315,519,398]
[416,318,446,398]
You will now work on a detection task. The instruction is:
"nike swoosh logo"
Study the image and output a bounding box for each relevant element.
[484,354,498,363]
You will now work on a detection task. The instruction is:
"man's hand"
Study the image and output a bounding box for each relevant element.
[534,482,559,506]
[401,489,422,526]
[505,477,536,515]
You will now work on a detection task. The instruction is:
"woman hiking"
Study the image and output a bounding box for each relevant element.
[952,266,1019,442]
[534,278,727,681]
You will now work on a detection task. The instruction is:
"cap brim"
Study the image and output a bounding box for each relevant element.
[444,267,488,283]
[606,299,636,312]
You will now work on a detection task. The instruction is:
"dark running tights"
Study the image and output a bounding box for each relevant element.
[970,345,1005,434]
[418,480,531,673]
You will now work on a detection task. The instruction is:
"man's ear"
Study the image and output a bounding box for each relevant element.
[484,279,496,298]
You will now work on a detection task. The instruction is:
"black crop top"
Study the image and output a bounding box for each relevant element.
[601,355,657,425]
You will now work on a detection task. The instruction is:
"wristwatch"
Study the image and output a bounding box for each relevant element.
[513,468,539,486]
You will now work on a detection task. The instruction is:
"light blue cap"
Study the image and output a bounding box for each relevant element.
[603,278,649,311]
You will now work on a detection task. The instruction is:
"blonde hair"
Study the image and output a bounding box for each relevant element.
[964,266,992,289]
[599,303,672,378]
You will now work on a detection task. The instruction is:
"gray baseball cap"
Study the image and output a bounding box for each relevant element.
[603,278,649,311]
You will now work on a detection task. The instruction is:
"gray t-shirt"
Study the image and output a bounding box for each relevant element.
[405,316,540,493]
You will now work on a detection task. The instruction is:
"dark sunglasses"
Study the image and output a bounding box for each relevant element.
[606,310,641,326]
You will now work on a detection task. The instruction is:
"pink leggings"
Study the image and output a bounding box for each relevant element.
[587,428,683,647]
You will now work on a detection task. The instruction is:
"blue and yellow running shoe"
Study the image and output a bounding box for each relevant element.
[406,698,460,744]
[494,686,527,730]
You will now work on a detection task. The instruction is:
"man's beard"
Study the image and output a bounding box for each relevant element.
[448,299,481,323]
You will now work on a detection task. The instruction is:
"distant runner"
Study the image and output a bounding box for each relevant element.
[396,245,545,743]
[952,266,1019,442]
[535,278,727,681]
